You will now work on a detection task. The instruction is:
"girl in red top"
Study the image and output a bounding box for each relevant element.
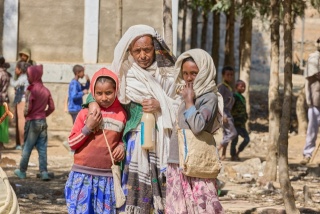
[65,68,126,214]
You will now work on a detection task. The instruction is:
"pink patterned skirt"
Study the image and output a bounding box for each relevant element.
[166,163,224,214]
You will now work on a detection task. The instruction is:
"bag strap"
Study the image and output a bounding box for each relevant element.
[102,129,115,166]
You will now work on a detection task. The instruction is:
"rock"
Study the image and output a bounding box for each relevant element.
[56,198,66,204]
[232,158,263,178]
[0,157,17,167]
[223,165,238,179]
[28,193,37,200]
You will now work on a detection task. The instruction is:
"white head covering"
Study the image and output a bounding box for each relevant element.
[174,49,224,132]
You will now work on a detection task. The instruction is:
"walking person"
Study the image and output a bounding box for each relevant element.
[14,65,55,180]
[230,80,250,161]
[85,25,178,213]
[300,37,320,165]
[218,66,237,160]
[65,68,126,213]
[18,48,36,65]
[11,61,31,150]
[166,49,224,214]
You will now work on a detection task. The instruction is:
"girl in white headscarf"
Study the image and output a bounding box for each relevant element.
[166,49,224,214]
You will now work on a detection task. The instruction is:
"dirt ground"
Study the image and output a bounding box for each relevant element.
[1,89,320,214]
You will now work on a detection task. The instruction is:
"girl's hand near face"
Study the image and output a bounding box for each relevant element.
[181,82,195,109]
[142,98,160,113]
[112,144,125,162]
[85,109,102,131]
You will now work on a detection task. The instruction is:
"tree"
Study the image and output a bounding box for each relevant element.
[261,0,281,184]
[180,0,188,53]
[212,0,220,82]
[278,0,300,212]
[163,0,173,50]
[239,0,254,131]
[191,4,199,48]
[224,0,235,68]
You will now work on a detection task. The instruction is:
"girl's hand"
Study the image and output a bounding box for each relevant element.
[142,98,160,113]
[112,144,125,162]
[181,83,195,109]
[86,109,102,131]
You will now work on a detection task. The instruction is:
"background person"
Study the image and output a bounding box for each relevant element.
[300,37,320,165]
[218,66,237,160]
[0,56,11,150]
[14,65,55,180]
[11,61,31,150]
[230,80,250,161]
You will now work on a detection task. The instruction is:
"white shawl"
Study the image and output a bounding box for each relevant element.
[174,48,224,132]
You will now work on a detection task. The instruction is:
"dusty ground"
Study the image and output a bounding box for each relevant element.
[1,89,320,214]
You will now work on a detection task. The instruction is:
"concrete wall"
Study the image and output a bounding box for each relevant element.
[0,0,4,53]
[18,0,84,62]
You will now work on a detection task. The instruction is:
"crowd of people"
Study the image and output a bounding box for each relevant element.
[0,24,277,214]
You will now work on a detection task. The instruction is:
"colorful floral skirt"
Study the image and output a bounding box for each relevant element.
[65,171,116,214]
[166,163,224,214]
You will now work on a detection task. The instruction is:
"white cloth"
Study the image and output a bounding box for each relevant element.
[304,51,320,78]
[174,48,224,133]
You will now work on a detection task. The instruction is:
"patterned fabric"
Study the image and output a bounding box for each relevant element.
[231,92,247,128]
[153,31,176,68]
[65,171,116,214]
[166,164,224,214]
[120,131,165,214]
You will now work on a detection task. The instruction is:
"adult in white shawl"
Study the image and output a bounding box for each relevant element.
[86,25,177,213]
[166,49,224,214]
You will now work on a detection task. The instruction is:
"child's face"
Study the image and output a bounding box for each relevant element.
[182,60,199,84]
[94,81,116,109]
[15,66,22,76]
[236,82,246,94]
[20,54,28,62]
[78,70,85,78]
[223,70,234,83]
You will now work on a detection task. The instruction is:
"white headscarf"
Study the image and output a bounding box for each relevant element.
[174,49,224,132]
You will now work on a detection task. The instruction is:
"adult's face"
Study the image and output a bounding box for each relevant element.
[129,36,155,69]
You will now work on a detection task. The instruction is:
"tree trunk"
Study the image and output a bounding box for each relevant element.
[191,6,199,48]
[201,11,208,50]
[239,0,252,132]
[181,0,188,53]
[261,0,280,184]
[296,85,308,135]
[224,0,235,68]
[163,0,173,50]
[212,0,220,83]
[279,0,300,213]
[116,0,123,41]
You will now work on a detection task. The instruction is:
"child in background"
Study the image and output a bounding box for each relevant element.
[0,56,11,150]
[68,65,90,123]
[14,65,55,180]
[19,48,36,65]
[218,66,237,160]
[11,61,31,150]
[65,68,126,213]
[230,80,250,161]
